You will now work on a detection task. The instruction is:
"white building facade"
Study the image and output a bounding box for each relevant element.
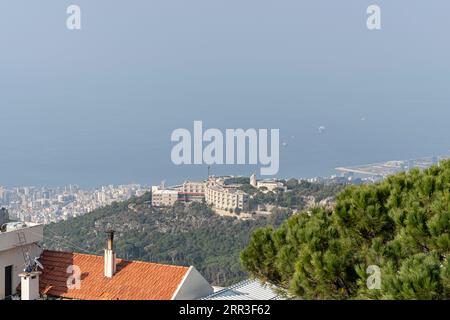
[205,179,249,212]
[0,222,43,299]
[151,188,180,207]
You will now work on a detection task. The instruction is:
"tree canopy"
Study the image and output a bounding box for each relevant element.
[241,160,450,299]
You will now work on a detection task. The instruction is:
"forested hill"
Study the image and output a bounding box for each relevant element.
[41,180,345,286]
[41,194,290,286]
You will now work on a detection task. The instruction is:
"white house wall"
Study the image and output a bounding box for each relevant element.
[0,245,43,299]
[172,266,213,300]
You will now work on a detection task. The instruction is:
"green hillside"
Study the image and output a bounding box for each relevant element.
[42,180,344,286]
[42,194,291,286]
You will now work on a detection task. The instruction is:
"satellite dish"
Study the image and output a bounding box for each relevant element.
[34,257,44,270]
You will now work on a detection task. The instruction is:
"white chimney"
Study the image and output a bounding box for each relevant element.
[19,271,41,300]
[104,230,116,278]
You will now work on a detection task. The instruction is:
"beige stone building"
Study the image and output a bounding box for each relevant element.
[250,173,287,193]
[256,180,287,192]
[152,177,250,212]
[152,181,206,207]
[205,178,249,212]
[182,181,206,194]
[178,181,205,203]
[151,188,180,207]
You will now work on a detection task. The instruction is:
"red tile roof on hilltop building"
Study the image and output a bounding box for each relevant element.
[39,250,190,300]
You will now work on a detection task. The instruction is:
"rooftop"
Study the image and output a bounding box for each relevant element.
[0,221,41,233]
[38,250,190,300]
[153,189,179,195]
[0,221,44,252]
[202,279,283,300]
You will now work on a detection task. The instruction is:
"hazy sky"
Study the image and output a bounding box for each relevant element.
[0,1,449,187]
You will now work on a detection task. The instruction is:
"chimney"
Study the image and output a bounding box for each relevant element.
[104,230,116,278]
[0,207,9,229]
[19,271,42,300]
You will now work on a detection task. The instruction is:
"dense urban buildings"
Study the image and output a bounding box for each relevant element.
[0,184,149,224]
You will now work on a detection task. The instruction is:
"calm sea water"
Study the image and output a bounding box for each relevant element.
[0,1,449,187]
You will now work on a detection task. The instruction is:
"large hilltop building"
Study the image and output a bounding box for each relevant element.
[151,187,180,207]
[151,176,253,213]
[250,173,287,193]
[151,180,206,207]
[204,177,249,212]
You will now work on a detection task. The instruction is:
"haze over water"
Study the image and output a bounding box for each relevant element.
[1,1,449,187]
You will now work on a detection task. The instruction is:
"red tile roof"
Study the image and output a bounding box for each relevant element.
[39,250,189,300]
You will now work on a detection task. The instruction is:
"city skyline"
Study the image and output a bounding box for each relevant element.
[0,183,149,224]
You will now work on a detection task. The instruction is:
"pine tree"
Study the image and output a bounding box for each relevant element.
[241,160,450,299]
